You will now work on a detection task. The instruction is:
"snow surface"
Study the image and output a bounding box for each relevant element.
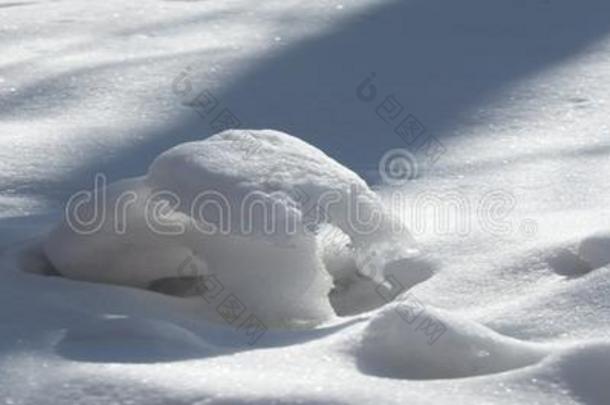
[1,0,610,404]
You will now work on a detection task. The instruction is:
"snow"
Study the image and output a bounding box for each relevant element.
[357,299,547,380]
[42,129,428,327]
[1,0,610,403]
[578,233,610,270]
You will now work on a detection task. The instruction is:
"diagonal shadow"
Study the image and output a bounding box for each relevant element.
[40,0,610,199]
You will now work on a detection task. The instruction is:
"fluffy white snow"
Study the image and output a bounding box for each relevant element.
[1,0,610,404]
[42,129,426,326]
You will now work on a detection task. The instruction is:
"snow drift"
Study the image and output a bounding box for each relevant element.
[42,129,431,327]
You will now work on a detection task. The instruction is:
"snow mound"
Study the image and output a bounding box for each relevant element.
[356,298,547,380]
[552,342,610,404]
[538,233,610,278]
[43,130,427,327]
[578,233,610,270]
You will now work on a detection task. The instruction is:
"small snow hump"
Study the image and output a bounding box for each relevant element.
[356,299,547,380]
[44,129,429,327]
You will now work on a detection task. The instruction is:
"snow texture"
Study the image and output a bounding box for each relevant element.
[2,0,610,403]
